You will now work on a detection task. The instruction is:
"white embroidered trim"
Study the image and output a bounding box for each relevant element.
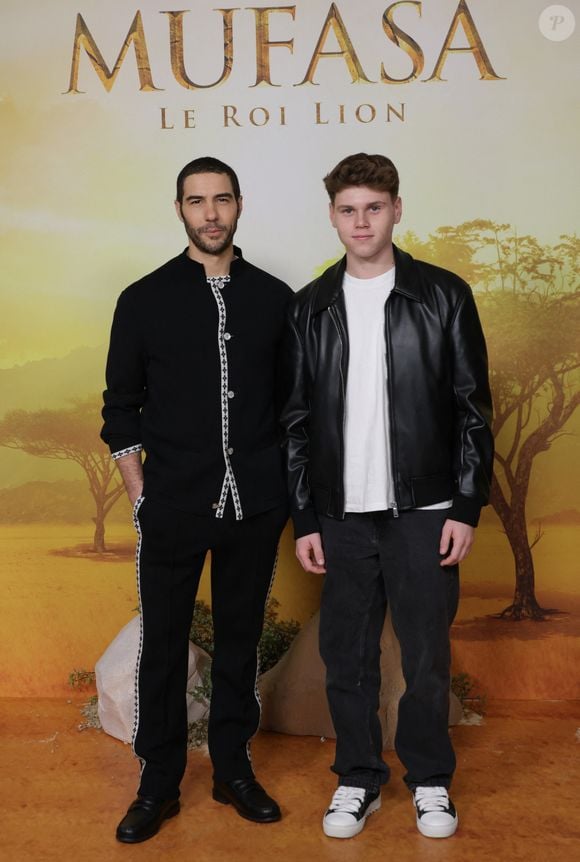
[131,495,146,777]
[112,443,143,461]
[208,276,243,521]
[246,546,279,765]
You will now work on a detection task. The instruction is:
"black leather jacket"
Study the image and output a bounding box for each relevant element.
[281,245,494,538]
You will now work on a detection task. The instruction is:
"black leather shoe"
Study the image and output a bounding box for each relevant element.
[212,778,281,822]
[115,796,180,843]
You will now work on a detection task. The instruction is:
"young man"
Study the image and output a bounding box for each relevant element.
[281,153,493,839]
[102,157,292,843]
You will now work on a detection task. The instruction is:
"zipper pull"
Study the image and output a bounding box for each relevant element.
[392,502,399,518]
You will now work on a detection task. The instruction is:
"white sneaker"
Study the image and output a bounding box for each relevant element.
[322,786,381,838]
[413,786,458,838]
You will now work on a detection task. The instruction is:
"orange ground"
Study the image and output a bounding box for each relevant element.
[1,698,579,861]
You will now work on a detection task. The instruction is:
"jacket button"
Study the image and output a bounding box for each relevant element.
[227,447,234,455]
[224,332,232,340]
[227,390,235,399]
[211,502,218,510]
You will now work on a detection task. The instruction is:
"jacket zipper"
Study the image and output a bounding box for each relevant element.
[384,298,399,517]
[329,306,346,507]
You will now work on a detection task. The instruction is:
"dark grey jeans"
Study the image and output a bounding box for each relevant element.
[319,508,459,793]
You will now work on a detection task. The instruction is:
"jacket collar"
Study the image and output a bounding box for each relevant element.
[312,244,423,313]
[180,245,245,278]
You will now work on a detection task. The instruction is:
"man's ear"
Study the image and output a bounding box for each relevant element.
[329,201,336,228]
[394,196,402,225]
[174,200,184,222]
[237,196,244,218]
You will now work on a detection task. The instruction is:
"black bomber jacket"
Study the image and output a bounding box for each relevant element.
[281,245,494,538]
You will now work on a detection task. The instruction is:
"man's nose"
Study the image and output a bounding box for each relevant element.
[355,210,369,227]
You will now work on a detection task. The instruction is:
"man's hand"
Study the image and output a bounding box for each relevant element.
[113,451,144,508]
[129,487,144,508]
[439,519,475,566]
[296,532,326,574]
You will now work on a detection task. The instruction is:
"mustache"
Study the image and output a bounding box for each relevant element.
[198,224,226,233]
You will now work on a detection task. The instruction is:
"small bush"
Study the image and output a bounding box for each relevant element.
[259,598,301,674]
[451,672,487,715]
[190,601,215,656]
[189,597,300,674]
[68,668,96,690]
[187,666,212,749]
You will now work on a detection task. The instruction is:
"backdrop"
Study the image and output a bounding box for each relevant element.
[1,0,579,700]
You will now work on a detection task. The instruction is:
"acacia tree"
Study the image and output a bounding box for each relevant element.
[402,224,580,620]
[0,396,125,552]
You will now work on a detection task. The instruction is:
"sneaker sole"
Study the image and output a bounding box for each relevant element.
[416,814,458,839]
[323,796,381,839]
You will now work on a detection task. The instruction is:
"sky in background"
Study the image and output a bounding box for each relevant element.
[1,0,578,366]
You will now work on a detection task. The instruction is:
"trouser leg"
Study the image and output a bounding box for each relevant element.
[319,514,390,792]
[133,499,207,799]
[378,509,459,790]
[208,505,287,782]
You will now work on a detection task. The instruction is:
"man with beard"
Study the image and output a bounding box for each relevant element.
[101,157,292,843]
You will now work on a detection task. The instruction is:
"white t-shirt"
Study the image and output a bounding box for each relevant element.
[343,268,452,514]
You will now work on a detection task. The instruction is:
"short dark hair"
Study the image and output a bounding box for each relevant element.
[176,157,241,202]
[323,153,399,203]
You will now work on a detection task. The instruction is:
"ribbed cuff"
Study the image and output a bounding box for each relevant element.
[449,494,482,527]
[292,505,321,540]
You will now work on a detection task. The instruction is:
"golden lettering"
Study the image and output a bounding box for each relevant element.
[381,1,424,84]
[162,9,238,90]
[250,6,296,87]
[315,102,329,124]
[355,103,376,123]
[223,105,242,126]
[424,0,505,82]
[249,106,270,125]
[184,109,196,128]
[65,12,161,94]
[160,107,174,129]
[298,3,373,85]
[387,103,405,121]
[65,4,504,96]
[279,105,287,125]
[311,102,406,125]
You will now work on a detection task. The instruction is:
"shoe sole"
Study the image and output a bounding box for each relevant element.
[212,788,281,823]
[322,796,381,839]
[115,801,181,844]
[416,814,458,839]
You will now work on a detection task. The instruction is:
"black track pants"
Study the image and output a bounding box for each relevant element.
[132,497,287,798]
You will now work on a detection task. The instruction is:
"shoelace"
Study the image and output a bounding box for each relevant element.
[414,786,450,813]
[329,786,367,814]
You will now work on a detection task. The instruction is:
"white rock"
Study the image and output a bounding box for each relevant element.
[259,609,462,748]
[95,616,211,744]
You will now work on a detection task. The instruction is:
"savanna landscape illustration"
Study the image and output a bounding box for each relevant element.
[1,224,578,700]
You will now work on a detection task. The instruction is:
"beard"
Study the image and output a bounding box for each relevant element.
[181,206,239,256]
